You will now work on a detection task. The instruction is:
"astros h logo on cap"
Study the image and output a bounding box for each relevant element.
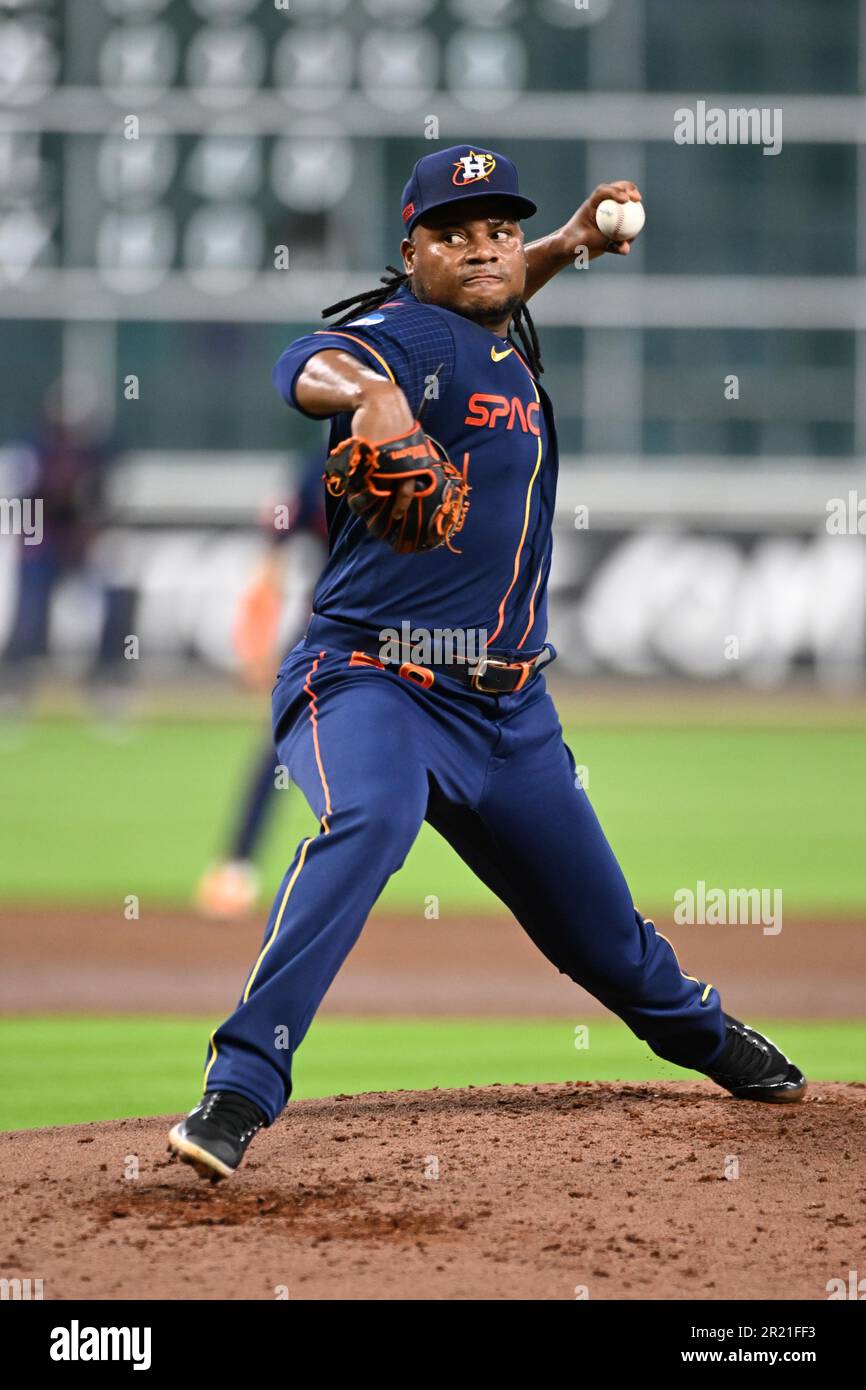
[452,150,496,187]
[400,144,537,236]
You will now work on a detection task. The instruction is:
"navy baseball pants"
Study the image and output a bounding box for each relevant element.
[203,630,727,1123]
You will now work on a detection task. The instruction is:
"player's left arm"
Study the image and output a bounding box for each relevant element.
[523,180,643,300]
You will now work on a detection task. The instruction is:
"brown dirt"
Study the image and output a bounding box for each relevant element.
[2,1081,864,1301]
[1,906,863,1018]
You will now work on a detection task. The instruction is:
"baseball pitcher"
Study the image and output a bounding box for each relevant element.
[169,145,805,1181]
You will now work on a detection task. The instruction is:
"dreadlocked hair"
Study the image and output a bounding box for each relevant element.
[321,265,544,377]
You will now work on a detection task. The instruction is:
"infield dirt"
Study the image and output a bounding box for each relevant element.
[1,907,863,1017]
[2,1081,864,1300]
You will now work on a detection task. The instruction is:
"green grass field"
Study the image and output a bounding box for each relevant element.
[0,1016,861,1131]
[2,714,865,911]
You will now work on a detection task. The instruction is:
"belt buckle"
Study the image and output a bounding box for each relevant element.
[470,655,526,694]
[469,655,492,693]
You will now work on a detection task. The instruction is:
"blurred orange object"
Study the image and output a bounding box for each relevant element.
[233,555,282,689]
[195,860,260,920]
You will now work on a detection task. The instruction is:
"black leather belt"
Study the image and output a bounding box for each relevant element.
[305,616,553,695]
[346,642,552,694]
[449,647,553,693]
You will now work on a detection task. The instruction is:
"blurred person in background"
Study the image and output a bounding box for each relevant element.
[0,374,134,715]
[195,449,328,919]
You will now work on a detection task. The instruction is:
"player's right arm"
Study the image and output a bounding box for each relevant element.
[292,349,418,520]
[293,349,415,441]
[273,306,456,529]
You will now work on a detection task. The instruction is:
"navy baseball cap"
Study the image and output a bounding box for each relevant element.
[400,144,537,236]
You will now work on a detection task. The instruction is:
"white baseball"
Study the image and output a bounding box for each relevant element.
[595,197,645,242]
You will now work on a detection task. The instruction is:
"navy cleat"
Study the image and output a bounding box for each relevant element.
[168,1091,266,1181]
[705,1014,807,1103]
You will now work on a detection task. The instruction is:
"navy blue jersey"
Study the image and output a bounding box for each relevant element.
[272,283,559,657]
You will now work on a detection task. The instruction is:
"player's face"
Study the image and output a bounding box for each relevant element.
[402,199,527,332]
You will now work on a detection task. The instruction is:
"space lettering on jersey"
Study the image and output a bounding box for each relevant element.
[464,393,540,434]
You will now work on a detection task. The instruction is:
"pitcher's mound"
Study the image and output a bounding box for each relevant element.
[3,1081,864,1301]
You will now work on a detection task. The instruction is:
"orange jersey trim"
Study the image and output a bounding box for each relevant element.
[303,649,333,833]
[312,330,396,384]
[517,561,544,650]
[507,342,535,379]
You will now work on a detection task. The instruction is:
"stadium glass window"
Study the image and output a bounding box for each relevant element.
[270,137,354,213]
[445,28,527,106]
[0,207,56,282]
[184,136,262,202]
[0,133,46,202]
[97,207,176,292]
[97,133,177,208]
[183,203,264,293]
[185,23,267,108]
[0,17,59,105]
[358,28,438,110]
[98,22,178,105]
[273,26,354,110]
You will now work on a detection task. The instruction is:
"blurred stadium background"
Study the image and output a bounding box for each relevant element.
[1,0,864,1129]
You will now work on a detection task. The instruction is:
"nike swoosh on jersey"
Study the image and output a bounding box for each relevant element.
[490,346,513,362]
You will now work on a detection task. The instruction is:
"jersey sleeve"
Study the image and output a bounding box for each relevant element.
[272,302,456,422]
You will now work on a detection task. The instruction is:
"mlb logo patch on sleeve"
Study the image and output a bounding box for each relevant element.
[345,313,385,327]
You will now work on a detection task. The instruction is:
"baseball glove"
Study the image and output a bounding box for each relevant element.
[322,421,470,555]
